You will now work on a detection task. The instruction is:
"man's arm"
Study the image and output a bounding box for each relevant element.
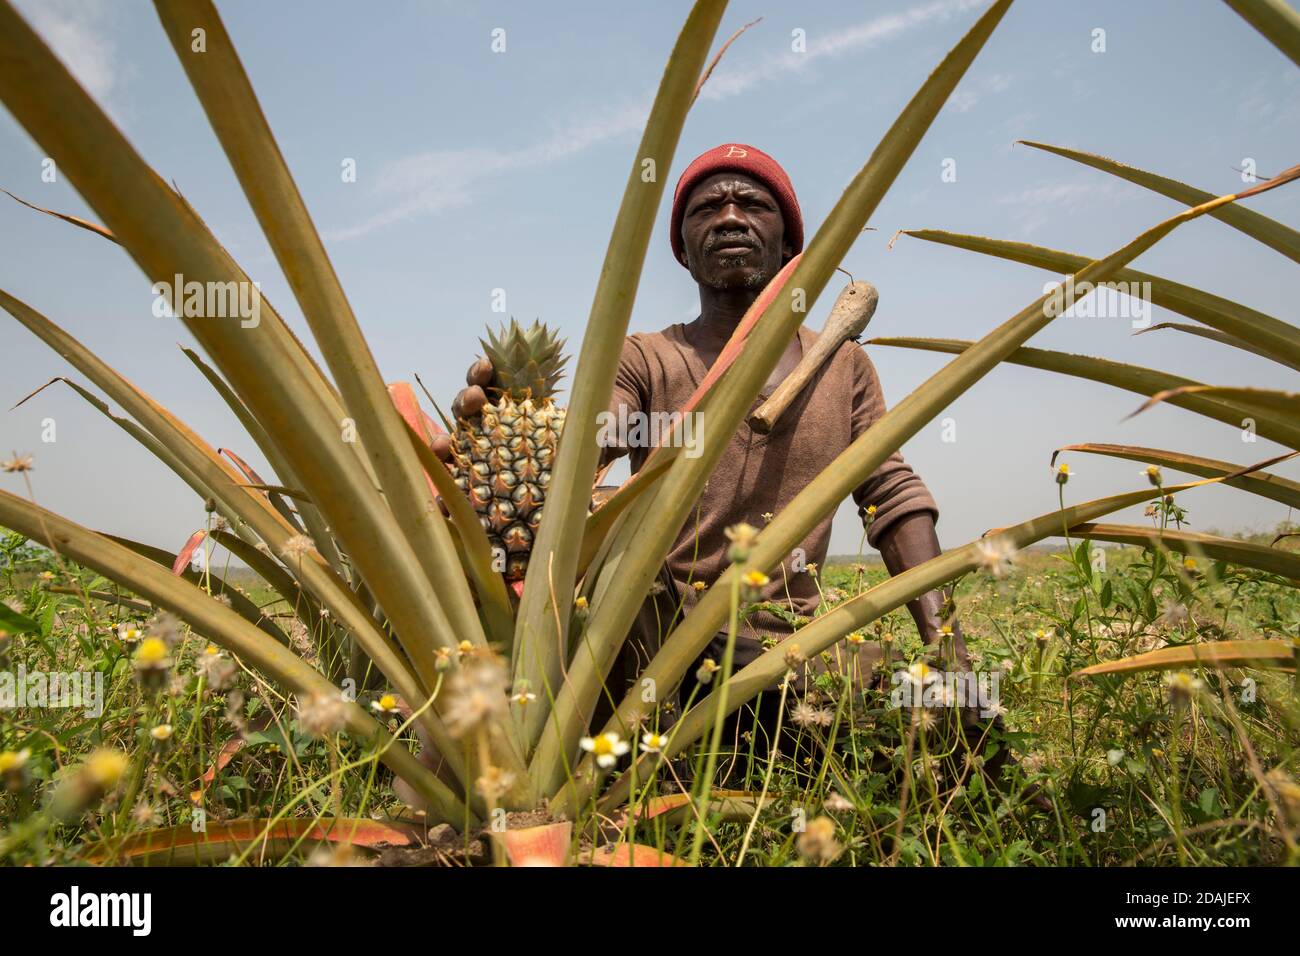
[875,511,969,670]
[847,348,966,665]
[598,336,652,470]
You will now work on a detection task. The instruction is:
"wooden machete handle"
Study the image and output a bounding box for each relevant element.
[748,280,878,434]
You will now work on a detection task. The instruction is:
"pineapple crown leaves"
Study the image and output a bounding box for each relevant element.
[481,318,568,403]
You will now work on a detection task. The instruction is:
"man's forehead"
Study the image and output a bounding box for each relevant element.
[686,171,774,203]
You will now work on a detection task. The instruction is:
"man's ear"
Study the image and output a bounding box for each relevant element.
[781,240,793,263]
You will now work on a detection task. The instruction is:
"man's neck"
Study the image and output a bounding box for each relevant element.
[692,285,762,339]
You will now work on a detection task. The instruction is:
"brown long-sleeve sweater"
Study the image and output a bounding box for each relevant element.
[604,318,938,656]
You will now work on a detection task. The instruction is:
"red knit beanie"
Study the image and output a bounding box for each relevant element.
[670,143,803,268]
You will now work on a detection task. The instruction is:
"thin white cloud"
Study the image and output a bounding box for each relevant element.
[696,0,987,101]
[16,0,119,106]
[946,70,1015,113]
[328,0,992,241]
[325,99,652,241]
[996,179,1135,236]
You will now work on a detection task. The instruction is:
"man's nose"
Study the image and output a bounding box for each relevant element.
[713,200,749,229]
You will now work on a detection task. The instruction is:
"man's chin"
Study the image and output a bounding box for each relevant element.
[699,265,773,291]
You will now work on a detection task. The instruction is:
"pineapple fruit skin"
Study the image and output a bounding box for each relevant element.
[451,321,567,581]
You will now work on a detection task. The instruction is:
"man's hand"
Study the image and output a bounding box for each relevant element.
[431,356,495,462]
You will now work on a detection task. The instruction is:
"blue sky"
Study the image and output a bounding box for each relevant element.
[1,0,1296,558]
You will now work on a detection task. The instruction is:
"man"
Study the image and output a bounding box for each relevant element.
[450,143,981,760]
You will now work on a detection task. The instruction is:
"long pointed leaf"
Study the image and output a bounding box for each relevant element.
[870,337,1300,448]
[84,818,424,866]
[0,289,473,790]
[152,0,487,656]
[0,489,469,824]
[1069,522,1300,582]
[1055,443,1300,510]
[107,532,289,646]
[0,5,529,796]
[531,0,1018,790]
[1071,640,1297,679]
[1133,321,1300,371]
[182,346,344,571]
[1019,140,1300,264]
[569,170,1300,804]
[512,0,730,742]
[900,229,1300,369]
[587,481,1214,813]
[1128,385,1300,423]
[1223,0,1300,66]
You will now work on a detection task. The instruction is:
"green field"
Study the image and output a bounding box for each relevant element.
[3,521,1296,867]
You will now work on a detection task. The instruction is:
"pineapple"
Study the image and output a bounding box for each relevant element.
[451,319,567,580]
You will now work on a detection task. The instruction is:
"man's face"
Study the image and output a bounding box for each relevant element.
[680,172,790,292]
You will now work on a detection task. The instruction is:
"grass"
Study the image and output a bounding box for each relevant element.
[3,507,1297,867]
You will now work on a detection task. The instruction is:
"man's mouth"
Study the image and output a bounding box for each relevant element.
[713,242,755,256]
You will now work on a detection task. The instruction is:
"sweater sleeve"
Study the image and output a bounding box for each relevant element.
[848,347,939,549]
[599,335,652,465]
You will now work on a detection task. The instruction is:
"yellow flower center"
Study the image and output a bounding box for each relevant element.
[86,749,128,788]
[0,750,26,773]
[591,736,613,756]
[135,637,168,664]
[378,694,397,711]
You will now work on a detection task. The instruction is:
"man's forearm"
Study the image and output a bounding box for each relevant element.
[875,511,968,666]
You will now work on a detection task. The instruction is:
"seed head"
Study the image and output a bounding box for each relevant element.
[976,536,1018,579]
[475,766,517,801]
[297,690,350,738]
[791,701,833,729]
[442,656,509,739]
[823,791,854,814]
[279,534,316,560]
[2,452,33,473]
[796,815,841,864]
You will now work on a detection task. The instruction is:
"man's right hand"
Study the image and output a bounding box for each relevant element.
[432,356,494,462]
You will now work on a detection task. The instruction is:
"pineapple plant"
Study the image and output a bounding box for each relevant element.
[0,0,1297,865]
[451,320,568,581]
